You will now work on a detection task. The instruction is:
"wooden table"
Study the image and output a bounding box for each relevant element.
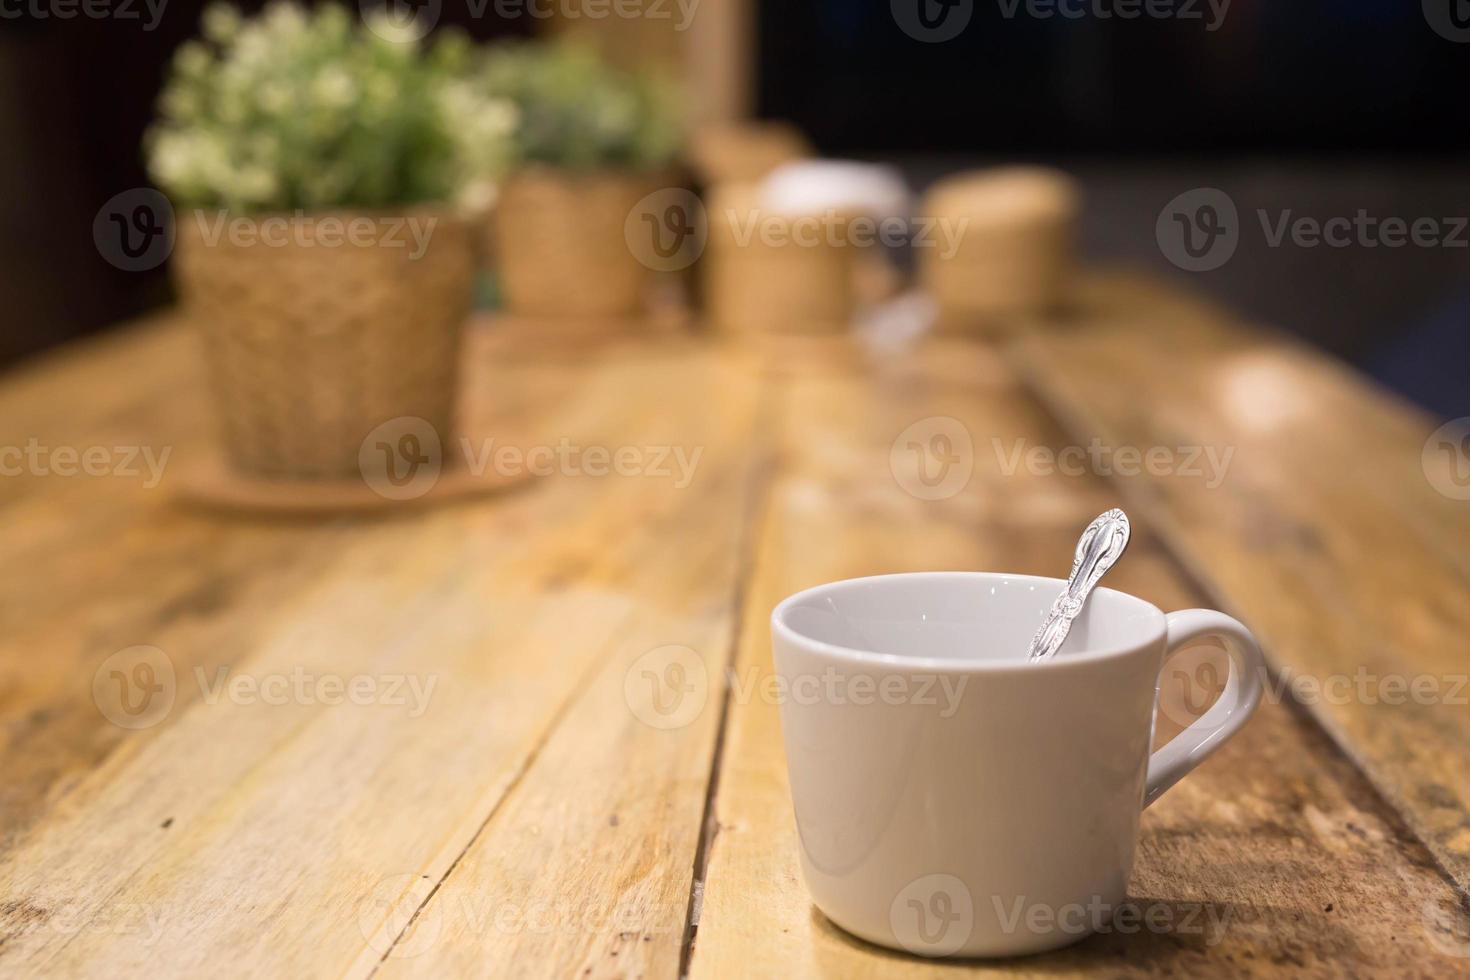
[2,273,1468,977]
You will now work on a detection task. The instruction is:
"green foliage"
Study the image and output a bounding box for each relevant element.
[147,2,516,212]
[476,40,682,172]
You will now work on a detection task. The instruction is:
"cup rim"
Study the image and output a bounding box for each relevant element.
[770,571,1167,673]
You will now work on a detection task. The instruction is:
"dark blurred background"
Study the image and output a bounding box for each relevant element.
[3,0,1467,416]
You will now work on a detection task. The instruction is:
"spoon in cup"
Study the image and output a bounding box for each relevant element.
[1027,509,1132,662]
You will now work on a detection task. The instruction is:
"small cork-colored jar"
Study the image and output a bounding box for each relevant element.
[917,167,1080,334]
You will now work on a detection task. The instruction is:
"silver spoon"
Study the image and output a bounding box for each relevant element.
[1027,508,1132,662]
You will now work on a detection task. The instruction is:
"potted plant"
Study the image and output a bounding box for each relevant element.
[147,2,516,478]
[474,41,682,319]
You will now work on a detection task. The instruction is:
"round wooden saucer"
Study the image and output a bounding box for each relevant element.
[174,456,535,517]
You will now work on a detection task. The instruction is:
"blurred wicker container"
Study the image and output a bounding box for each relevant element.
[688,121,812,186]
[495,168,661,318]
[917,167,1079,334]
[173,208,477,479]
[704,182,859,337]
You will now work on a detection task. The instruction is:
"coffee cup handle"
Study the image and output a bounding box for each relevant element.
[1144,609,1266,808]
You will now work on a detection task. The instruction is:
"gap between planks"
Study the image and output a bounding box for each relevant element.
[678,381,781,980]
[1007,343,1470,908]
[366,614,643,975]
[359,375,782,979]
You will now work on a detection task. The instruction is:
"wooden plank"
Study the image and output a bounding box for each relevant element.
[1012,273,1470,894]
[690,341,1470,977]
[0,336,758,978]
[0,316,642,855]
[0,317,355,849]
[5,283,1470,977]
[373,367,764,978]
[0,309,650,793]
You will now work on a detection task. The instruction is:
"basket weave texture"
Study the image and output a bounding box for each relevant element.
[495,169,658,318]
[173,209,477,479]
[704,182,858,336]
[918,167,1079,333]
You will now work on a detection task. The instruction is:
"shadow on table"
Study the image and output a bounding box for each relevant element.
[807,894,1366,972]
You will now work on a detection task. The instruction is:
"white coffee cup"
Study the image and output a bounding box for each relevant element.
[770,572,1264,958]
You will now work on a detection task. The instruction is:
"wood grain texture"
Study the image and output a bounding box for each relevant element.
[0,324,764,978]
[370,360,766,978]
[689,340,1470,979]
[1012,274,1470,895]
[1,278,1468,978]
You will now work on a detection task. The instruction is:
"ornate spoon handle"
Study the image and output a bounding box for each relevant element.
[1027,509,1132,662]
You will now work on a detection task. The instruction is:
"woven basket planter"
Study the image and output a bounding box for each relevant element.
[704,182,858,337]
[172,208,478,479]
[494,168,661,318]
